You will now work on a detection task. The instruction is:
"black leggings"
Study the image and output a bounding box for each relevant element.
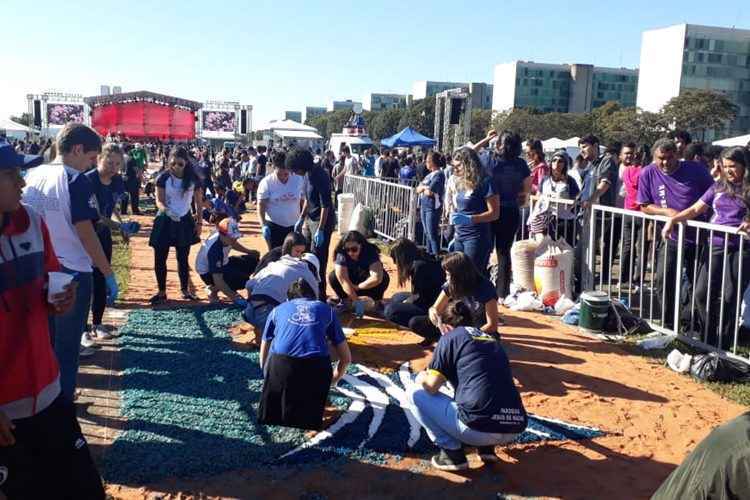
[91,226,113,325]
[154,245,191,293]
[328,270,390,301]
[492,206,520,298]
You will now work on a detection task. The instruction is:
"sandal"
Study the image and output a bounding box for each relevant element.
[181,290,199,301]
[149,293,167,306]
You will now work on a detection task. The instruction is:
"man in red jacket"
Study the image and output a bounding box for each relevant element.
[0,141,105,499]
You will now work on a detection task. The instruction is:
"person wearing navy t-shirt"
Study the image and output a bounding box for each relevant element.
[84,144,137,344]
[445,147,500,274]
[474,130,532,297]
[663,147,750,348]
[637,138,713,329]
[410,252,500,343]
[329,230,390,315]
[415,151,446,256]
[288,148,337,297]
[408,300,527,471]
[259,279,351,430]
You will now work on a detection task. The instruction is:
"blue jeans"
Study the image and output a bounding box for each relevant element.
[454,236,491,275]
[49,268,93,402]
[243,301,276,334]
[420,206,441,256]
[408,387,518,450]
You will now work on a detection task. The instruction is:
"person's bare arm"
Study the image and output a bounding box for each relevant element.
[356,261,384,290]
[662,200,709,238]
[319,206,330,228]
[641,204,678,217]
[428,291,451,334]
[229,240,256,255]
[468,195,500,223]
[418,369,447,394]
[156,186,167,212]
[332,341,352,385]
[212,273,239,300]
[193,187,204,235]
[334,264,358,301]
[481,299,499,334]
[260,339,270,369]
[257,199,268,227]
[518,176,532,206]
[75,221,113,276]
[471,130,497,151]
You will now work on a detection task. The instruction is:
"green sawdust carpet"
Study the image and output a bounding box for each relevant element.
[103,306,604,484]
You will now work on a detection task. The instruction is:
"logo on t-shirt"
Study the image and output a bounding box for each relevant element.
[0,466,7,486]
[88,194,99,211]
[289,303,316,326]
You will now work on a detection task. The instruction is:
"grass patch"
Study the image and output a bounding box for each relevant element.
[111,232,131,299]
[621,337,750,407]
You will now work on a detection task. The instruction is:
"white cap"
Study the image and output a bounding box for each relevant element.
[301,253,320,279]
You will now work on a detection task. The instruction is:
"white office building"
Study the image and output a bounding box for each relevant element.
[637,23,750,140]
[411,81,469,100]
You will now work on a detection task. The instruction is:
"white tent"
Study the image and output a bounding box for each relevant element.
[255,119,319,133]
[713,134,750,147]
[0,118,33,140]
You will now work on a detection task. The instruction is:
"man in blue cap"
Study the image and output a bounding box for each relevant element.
[0,140,106,499]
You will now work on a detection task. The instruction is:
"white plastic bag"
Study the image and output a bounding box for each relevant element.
[666,349,693,373]
[511,291,543,312]
[554,296,576,316]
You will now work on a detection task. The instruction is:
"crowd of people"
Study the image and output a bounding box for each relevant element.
[3,119,750,497]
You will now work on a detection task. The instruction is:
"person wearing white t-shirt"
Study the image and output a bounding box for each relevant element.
[148,146,204,305]
[22,123,118,402]
[256,151,305,250]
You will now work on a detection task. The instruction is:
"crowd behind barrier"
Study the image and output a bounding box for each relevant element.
[343,172,750,365]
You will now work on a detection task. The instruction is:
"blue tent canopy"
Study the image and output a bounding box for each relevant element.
[380,127,436,148]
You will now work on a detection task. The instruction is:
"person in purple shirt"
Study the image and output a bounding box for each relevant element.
[662,147,750,348]
[636,137,714,329]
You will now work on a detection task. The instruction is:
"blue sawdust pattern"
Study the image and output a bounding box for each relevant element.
[104,306,604,484]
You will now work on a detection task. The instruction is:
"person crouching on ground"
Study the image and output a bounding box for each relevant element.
[409,251,500,344]
[408,300,527,471]
[0,142,107,499]
[258,278,351,430]
[195,216,259,304]
[329,230,391,317]
[243,251,320,341]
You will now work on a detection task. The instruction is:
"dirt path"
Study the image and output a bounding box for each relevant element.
[97,207,745,500]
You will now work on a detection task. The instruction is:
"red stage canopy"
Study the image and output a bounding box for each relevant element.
[92,102,196,140]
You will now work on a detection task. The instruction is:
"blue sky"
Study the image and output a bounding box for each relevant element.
[1,0,746,125]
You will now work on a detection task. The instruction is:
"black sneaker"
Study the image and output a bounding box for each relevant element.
[430,448,468,471]
[477,446,500,463]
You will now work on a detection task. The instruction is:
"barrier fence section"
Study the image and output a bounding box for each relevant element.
[343,174,418,241]
[588,204,750,363]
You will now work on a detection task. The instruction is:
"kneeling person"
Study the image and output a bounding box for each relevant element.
[195,217,259,303]
[259,279,351,430]
[409,300,527,471]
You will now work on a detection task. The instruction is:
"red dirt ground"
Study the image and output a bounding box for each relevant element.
[101,206,746,500]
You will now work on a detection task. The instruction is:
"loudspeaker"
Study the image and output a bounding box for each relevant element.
[33,100,42,128]
[240,109,247,134]
[449,98,464,125]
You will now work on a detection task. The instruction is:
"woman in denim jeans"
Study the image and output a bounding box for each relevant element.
[416,151,445,255]
[446,148,499,274]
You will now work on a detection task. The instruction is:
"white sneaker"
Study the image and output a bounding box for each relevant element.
[92,324,115,340]
[79,345,96,357]
[80,332,97,348]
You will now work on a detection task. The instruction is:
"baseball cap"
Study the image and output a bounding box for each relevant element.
[217,217,242,239]
[0,141,44,171]
[301,253,320,279]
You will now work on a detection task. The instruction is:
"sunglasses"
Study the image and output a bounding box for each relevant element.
[345,245,360,254]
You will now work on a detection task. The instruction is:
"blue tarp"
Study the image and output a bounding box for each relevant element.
[380,127,436,148]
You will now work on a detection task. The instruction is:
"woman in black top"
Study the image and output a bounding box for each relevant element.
[384,238,445,330]
[328,230,390,314]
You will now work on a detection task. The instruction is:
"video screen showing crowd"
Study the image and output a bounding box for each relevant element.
[3,119,750,496]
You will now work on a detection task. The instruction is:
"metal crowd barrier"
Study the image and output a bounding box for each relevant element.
[588,204,750,363]
[342,174,418,241]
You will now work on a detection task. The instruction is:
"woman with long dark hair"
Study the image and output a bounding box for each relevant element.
[416,151,446,255]
[525,138,549,194]
[446,147,499,274]
[384,238,445,330]
[663,147,750,349]
[148,146,203,305]
[328,230,390,315]
[409,252,499,343]
[536,149,580,246]
[474,130,531,297]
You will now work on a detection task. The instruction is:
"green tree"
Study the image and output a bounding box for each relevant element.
[369,108,404,141]
[10,113,32,127]
[398,97,435,137]
[469,109,493,143]
[661,89,738,141]
[596,107,668,146]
